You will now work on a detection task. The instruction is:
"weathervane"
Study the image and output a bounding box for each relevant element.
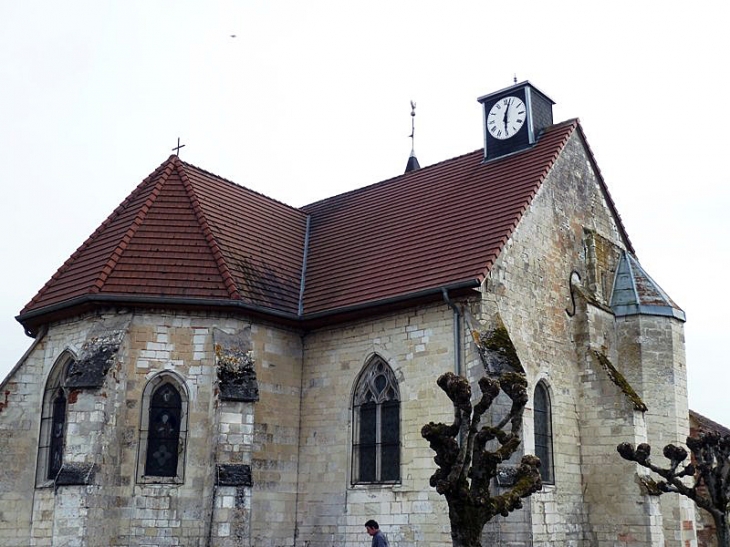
[172,137,186,157]
[409,100,416,155]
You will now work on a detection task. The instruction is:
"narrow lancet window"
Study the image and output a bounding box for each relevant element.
[145,383,182,477]
[352,356,400,484]
[36,353,74,485]
[534,381,554,484]
[138,372,188,483]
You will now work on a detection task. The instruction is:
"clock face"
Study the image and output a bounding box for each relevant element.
[487,96,526,140]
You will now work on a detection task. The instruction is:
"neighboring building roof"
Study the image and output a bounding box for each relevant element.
[610,252,685,321]
[690,409,730,437]
[17,119,634,333]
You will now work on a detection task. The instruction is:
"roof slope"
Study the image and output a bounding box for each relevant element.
[300,120,579,314]
[690,409,730,436]
[610,252,685,321]
[21,157,307,323]
[19,119,633,331]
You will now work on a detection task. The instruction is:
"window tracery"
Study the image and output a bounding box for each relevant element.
[352,356,400,484]
[137,372,188,483]
[36,353,74,485]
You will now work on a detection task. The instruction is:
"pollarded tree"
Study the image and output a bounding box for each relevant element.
[618,431,730,547]
[421,318,542,547]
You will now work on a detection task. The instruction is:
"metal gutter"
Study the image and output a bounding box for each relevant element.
[298,215,311,317]
[300,279,481,321]
[16,280,483,335]
[441,288,463,377]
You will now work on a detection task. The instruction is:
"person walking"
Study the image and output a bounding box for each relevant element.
[365,520,389,547]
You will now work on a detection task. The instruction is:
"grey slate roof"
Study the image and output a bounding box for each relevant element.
[610,252,685,321]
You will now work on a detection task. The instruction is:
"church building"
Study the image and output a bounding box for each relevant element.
[0,82,697,546]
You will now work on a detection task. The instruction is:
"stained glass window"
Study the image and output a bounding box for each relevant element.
[534,382,554,484]
[37,355,73,485]
[352,357,400,484]
[48,390,67,479]
[145,383,182,477]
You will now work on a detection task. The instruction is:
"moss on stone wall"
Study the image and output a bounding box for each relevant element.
[591,349,647,412]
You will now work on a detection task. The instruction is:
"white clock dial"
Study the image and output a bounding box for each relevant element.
[487,96,526,140]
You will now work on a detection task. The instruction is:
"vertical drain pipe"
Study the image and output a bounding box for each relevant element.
[441,288,463,377]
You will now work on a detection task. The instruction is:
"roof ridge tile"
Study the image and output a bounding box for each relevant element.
[20,156,177,313]
[176,162,242,300]
[178,158,308,217]
[302,148,485,213]
[471,120,578,284]
[92,161,175,293]
[573,121,634,253]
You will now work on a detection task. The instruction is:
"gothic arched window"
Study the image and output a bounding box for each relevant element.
[352,356,400,484]
[137,372,188,483]
[534,381,554,484]
[36,353,73,485]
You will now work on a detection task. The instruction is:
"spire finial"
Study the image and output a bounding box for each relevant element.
[172,137,186,157]
[404,100,421,173]
[513,74,517,84]
[409,100,417,155]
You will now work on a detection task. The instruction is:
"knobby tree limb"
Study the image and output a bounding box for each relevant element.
[618,432,730,547]
[422,371,541,547]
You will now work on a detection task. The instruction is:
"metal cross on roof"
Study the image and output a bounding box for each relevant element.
[172,138,186,156]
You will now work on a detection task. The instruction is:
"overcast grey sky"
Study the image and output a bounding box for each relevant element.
[1,1,728,422]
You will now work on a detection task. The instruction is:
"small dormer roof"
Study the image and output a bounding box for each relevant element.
[610,252,685,321]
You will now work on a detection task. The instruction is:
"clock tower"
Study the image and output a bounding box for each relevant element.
[478,81,555,161]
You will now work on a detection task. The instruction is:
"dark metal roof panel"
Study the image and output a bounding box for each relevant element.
[610,252,685,321]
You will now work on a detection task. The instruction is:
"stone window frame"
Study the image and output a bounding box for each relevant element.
[136,371,189,485]
[35,351,76,487]
[351,355,401,485]
[533,380,555,484]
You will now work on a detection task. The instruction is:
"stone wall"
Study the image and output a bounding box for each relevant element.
[296,303,457,547]
[617,314,696,546]
[0,309,303,547]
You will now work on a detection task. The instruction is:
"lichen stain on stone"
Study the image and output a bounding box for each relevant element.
[66,330,125,389]
[0,390,10,413]
[637,474,663,496]
[591,349,647,411]
[475,315,525,375]
[213,328,259,402]
[215,344,256,383]
[68,389,81,404]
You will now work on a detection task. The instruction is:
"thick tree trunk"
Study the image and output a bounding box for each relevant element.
[712,512,730,547]
[447,500,489,547]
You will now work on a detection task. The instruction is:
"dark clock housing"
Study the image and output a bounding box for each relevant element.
[478,81,555,161]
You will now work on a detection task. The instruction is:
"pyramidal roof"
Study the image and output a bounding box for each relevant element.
[20,157,308,328]
[610,252,685,321]
[18,120,633,333]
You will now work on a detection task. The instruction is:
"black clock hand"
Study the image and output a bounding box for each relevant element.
[503,99,511,134]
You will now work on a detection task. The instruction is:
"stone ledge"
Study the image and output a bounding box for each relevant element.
[55,462,97,486]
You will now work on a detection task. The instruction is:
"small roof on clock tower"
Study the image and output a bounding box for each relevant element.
[477,80,555,106]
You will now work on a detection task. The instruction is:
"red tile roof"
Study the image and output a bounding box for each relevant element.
[20,158,308,325]
[18,119,631,333]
